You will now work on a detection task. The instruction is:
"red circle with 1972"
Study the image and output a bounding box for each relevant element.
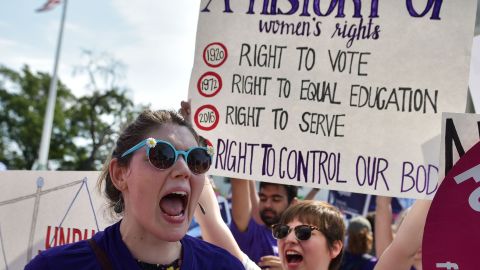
[194,104,220,131]
[203,42,228,68]
[197,71,222,97]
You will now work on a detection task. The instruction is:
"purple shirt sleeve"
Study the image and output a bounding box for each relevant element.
[230,218,277,264]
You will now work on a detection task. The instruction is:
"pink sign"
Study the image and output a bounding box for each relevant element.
[423,141,480,269]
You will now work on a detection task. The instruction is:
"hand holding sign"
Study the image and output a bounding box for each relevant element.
[180,100,193,124]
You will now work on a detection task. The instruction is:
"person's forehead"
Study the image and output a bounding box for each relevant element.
[287,215,317,228]
[287,218,303,226]
[148,124,197,149]
[260,184,288,196]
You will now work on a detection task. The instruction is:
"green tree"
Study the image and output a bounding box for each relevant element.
[61,50,144,170]
[63,89,138,170]
[0,65,77,169]
[0,52,144,170]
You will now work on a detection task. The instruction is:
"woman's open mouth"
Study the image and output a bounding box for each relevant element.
[159,191,188,219]
[285,250,304,266]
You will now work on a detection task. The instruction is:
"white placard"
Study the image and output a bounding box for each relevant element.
[439,112,480,181]
[469,36,480,112]
[189,0,478,199]
[0,171,111,270]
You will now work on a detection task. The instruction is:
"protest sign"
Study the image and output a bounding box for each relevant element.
[327,191,371,217]
[0,171,109,270]
[438,112,480,181]
[188,0,478,199]
[470,36,480,112]
[423,115,480,269]
[0,171,230,269]
[328,191,404,217]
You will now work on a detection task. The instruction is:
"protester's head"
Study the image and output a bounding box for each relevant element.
[346,216,373,255]
[99,109,211,242]
[273,200,345,270]
[258,182,298,226]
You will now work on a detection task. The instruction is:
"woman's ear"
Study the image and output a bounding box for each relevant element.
[109,158,129,192]
[329,240,343,259]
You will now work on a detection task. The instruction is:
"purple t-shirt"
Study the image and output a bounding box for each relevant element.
[25,220,244,270]
[230,218,278,264]
[340,251,377,270]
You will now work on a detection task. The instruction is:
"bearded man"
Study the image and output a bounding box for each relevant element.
[230,178,298,269]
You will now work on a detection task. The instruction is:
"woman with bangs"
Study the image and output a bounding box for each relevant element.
[272,200,345,270]
[26,109,244,270]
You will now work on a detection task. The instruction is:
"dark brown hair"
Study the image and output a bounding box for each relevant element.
[279,200,345,270]
[347,227,373,255]
[259,182,298,204]
[98,109,200,215]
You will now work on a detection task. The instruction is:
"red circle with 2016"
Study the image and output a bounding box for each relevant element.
[194,104,220,131]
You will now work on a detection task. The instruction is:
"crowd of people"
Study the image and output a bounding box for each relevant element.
[24,104,434,270]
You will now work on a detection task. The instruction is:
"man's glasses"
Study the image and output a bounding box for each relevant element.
[271,224,321,241]
[120,138,212,175]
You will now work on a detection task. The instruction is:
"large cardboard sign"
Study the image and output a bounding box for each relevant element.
[188,0,478,199]
[423,113,480,269]
[439,112,480,181]
[0,171,110,270]
[470,36,480,112]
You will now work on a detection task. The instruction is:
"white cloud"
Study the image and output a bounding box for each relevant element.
[1,0,202,110]
[0,38,18,48]
[109,0,200,109]
[64,21,89,36]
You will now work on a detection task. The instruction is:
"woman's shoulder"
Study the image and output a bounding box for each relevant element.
[25,239,98,270]
[181,235,245,269]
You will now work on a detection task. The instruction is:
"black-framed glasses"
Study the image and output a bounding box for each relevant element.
[120,138,212,175]
[271,224,320,241]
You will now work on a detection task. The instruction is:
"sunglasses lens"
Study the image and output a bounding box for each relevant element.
[272,224,290,239]
[187,148,211,174]
[295,225,313,241]
[149,142,176,169]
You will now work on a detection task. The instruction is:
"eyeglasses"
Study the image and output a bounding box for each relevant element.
[271,224,321,241]
[120,138,212,175]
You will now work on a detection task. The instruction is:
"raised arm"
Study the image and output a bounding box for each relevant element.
[248,180,264,226]
[231,178,253,231]
[374,196,394,257]
[195,178,244,258]
[374,199,432,270]
[195,177,260,270]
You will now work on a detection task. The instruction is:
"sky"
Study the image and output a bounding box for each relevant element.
[0,0,200,111]
[0,1,479,112]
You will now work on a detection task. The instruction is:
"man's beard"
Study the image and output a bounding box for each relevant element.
[260,209,280,227]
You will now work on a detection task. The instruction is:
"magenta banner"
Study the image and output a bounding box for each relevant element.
[423,141,480,269]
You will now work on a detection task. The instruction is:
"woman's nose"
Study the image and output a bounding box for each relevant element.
[284,229,298,243]
[170,156,191,179]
